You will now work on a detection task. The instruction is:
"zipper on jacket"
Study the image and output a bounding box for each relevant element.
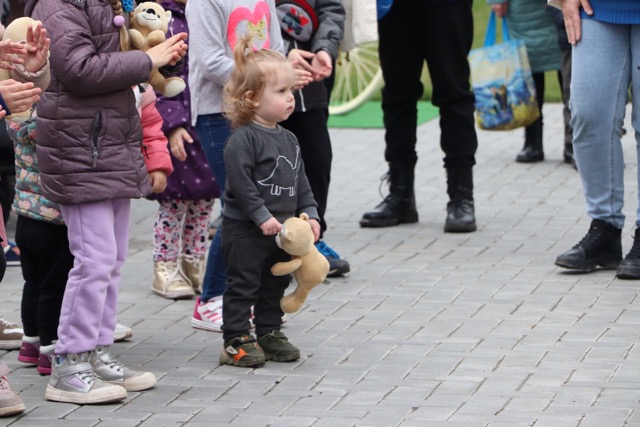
[90,110,103,168]
[293,40,307,112]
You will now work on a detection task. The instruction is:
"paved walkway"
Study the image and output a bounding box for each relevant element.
[1,104,640,427]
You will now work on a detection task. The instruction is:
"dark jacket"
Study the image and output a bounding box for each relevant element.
[277,0,345,112]
[25,0,153,205]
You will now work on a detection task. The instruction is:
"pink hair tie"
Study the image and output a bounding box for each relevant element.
[113,15,125,27]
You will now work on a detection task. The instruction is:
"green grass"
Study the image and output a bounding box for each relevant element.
[368,3,562,103]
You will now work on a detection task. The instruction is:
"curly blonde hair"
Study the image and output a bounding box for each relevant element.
[110,0,130,52]
[223,36,292,128]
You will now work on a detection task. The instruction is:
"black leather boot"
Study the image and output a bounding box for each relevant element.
[516,119,544,163]
[555,219,622,272]
[444,167,476,233]
[617,228,640,279]
[359,161,419,228]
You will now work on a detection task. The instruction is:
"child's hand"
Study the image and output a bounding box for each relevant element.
[259,217,282,236]
[23,22,50,74]
[311,50,332,81]
[308,218,321,242]
[288,49,314,89]
[149,171,167,193]
[168,127,193,161]
[0,80,41,114]
[0,39,27,71]
[146,33,188,69]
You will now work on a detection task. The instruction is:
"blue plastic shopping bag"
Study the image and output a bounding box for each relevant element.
[468,12,540,131]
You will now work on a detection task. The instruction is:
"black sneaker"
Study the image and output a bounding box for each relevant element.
[315,241,350,277]
[219,334,265,368]
[617,228,640,279]
[555,219,622,272]
[257,330,300,362]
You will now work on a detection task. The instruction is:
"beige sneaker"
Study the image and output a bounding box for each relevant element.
[0,318,23,350]
[0,363,25,416]
[45,352,127,404]
[151,260,195,300]
[181,254,205,293]
[90,346,157,392]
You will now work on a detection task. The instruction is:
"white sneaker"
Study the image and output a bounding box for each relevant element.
[151,260,195,300]
[0,318,23,350]
[113,322,132,342]
[90,346,156,392]
[191,296,223,332]
[45,352,127,404]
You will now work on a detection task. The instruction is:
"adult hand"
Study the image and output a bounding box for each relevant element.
[491,2,508,17]
[147,33,188,69]
[288,48,315,74]
[259,217,282,236]
[562,0,593,45]
[311,50,332,81]
[168,127,192,161]
[23,22,50,73]
[0,79,40,113]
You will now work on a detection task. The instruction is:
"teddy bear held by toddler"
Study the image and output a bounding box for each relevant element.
[128,2,186,98]
[272,213,330,313]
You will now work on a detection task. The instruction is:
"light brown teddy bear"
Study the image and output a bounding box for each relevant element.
[128,2,186,98]
[272,213,330,313]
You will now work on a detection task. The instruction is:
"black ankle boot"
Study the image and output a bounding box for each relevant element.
[516,119,544,163]
[444,167,476,233]
[555,219,622,272]
[359,161,419,228]
[617,229,640,279]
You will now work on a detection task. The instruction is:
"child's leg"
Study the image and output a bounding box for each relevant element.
[153,200,187,262]
[57,199,127,354]
[181,199,214,257]
[16,216,72,346]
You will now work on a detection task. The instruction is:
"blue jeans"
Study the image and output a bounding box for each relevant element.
[571,19,640,229]
[195,113,231,302]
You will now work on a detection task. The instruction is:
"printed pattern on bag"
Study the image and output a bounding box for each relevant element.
[276,0,318,43]
[469,13,540,131]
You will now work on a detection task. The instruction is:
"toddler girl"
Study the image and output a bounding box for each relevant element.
[219,38,320,367]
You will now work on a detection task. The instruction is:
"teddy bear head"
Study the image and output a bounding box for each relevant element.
[275,213,314,257]
[130,2,172,37]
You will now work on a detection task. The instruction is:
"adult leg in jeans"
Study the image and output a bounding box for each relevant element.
[571,19,628,229]
[554,19,628,273]
[195,114,231,302]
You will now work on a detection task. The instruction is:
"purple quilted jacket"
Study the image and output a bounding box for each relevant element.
[25,0,154,205]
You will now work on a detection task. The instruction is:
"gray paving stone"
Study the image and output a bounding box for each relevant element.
[0,104,638,425]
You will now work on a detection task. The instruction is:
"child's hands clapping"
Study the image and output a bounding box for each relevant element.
[310,50,332,81]
[0,39,27,71]
[287,49,314,89]
[23,22,50,74]
[0,80,41,116]
[168,127,193,161]
[147,32,188,70]
[260,217,282,236]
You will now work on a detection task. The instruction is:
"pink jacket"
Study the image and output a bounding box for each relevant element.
[135,85,173,177]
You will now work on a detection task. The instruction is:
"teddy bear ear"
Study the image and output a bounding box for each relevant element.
[300,213,309,221]
[165,10,172,23]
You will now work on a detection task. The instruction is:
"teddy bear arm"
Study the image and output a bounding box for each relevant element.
[271,258,303,276]
[129,29,145,50]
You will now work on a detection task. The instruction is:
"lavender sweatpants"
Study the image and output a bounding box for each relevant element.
[56,199,130,355]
